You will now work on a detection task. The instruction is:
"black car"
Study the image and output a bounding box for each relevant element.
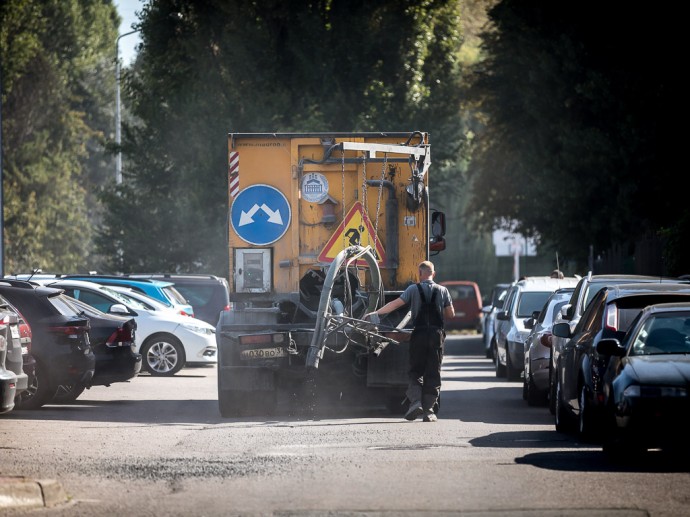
[52,297,142,403]
[596,302,690,456]
[125,274,230,326]
[548,273,689,415]
[552,282,690,439]
[0,280,95,409]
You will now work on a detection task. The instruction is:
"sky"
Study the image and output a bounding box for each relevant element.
[116,0,144,66]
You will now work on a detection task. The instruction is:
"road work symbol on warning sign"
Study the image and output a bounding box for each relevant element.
[318,202,386,265]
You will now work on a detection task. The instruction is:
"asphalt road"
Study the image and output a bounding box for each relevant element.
[1,334,689,516]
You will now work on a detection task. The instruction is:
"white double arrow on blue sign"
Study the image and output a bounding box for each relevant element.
[239,204,283,226]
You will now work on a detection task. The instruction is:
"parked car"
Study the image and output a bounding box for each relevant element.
[52,297,141,403]
[44,280,217,376]
[552,283,690,439]
[522,287,574,406]
[0,307,18,413]
[440,280,483,332]
[495,276,579,380]
[481,283,511,359]
[61,274,195,318]
[0,296,28,413]
[15,308,36,408]
[548,273,689,414]
[596,302,690,457]
[125,274,230,326]
[0,280,95,409]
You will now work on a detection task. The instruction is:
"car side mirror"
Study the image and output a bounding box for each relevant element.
[496,311,509,321]
[109,303,130,315]
[596,338,624,357]
[524,318,534,330]
[552,322,571,338]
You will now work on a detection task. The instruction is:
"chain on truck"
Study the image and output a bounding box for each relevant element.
[217,132,447,417]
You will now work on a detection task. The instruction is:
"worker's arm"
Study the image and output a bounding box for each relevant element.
[365,297,406,320]
[444,304,455,320]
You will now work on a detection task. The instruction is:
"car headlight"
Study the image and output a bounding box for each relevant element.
[180,323,215,336]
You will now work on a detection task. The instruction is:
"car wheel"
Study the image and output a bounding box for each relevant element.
[555,375,574,434]
[548,364,557,415]
[494,339,506,378]
[506,347,520,381]
[141,334,186,376]
[15,361,53,410]
[52,383,86,403]
[527,374,548,406]
[578,384,598,441]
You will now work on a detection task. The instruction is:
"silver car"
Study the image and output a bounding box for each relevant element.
[522,288,574,406]
[481,283,511,359]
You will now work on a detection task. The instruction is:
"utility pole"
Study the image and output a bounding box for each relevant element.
[115,29,140,184]
[0,63,4,277]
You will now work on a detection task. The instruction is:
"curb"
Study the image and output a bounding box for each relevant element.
[0,477,68,510]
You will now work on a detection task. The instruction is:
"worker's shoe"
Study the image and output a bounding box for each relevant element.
[423,411,437,422]
[404,403,424,421]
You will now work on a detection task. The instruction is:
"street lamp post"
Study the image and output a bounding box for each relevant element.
[115,29,140,185]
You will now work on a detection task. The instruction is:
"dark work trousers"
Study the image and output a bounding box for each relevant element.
[406,326,445,411]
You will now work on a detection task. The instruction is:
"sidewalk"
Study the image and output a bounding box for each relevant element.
[0,477,67,510]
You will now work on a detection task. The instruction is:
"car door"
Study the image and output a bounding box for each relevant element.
[561,290,606,412]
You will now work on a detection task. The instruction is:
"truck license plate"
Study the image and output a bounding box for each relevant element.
[240,347,287,360]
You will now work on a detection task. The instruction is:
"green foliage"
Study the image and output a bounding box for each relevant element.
[463,1,684,271]
[1,0,119,273]
[98,0,467,275]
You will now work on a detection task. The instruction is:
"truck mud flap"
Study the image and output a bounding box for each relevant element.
[218,366,275,391]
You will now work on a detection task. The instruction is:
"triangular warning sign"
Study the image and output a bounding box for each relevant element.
[318,202,386,265]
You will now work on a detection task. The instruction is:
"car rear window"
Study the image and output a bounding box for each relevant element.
[48,294,83,317]
[516,291,552,318]
[446,285,476,300]
[174,285,217,306]
[163,286,189,305]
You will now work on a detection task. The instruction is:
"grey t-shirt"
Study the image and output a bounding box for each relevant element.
[399,279,452,322]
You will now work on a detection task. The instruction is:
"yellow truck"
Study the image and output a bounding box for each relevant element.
[217,132,446,417]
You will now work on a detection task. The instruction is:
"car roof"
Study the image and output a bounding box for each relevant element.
[513,277,579,291]
[46,279,110,290]
[62,274,175,288]
[602,283,690,299]
[589,274,685,282]
[643,302,690,313]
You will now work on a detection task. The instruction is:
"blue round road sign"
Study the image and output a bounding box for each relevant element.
[231,184,291,246]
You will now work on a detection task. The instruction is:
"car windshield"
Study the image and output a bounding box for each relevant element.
[516,292,552,318]
[630,312,690,355]
[494,287,509,309]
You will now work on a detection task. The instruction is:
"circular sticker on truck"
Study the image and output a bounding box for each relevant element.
[300,173,329,203]
[230,184,292,245]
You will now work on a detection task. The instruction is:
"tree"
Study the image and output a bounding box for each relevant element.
[1,0,119,273]
[463,0,685,272]
[97,0,467,275]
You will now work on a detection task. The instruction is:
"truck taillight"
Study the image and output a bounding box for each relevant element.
[106,326,135,347]
[223,304,231,312]
[540,332,553,347]
[239,333,284,345]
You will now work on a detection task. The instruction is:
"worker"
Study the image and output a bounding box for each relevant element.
[550,269,564,279]
[365,261,454,422]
